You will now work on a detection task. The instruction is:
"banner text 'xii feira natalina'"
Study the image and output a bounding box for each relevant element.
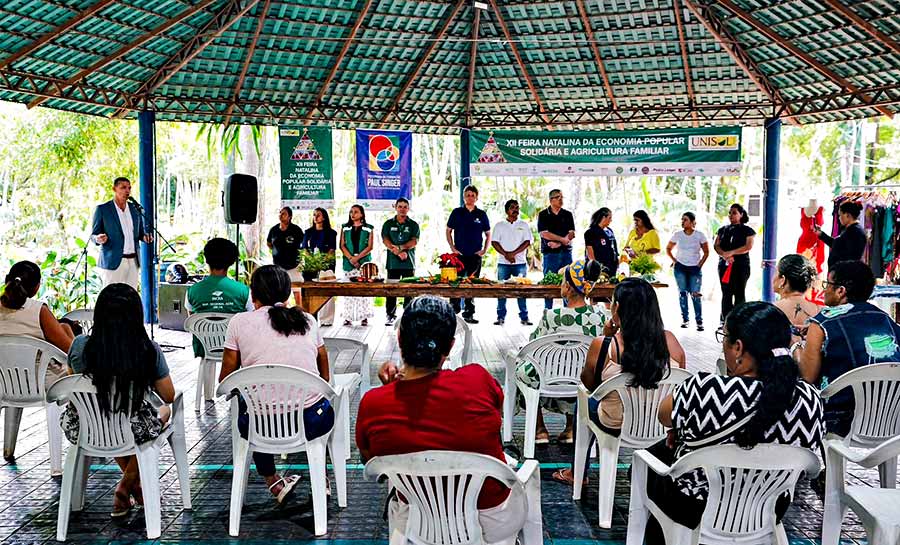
[470,127,742,177]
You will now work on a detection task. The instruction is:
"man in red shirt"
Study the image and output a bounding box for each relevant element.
[356,296,521,544]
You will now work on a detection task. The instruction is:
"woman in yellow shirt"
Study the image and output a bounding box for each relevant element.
[624,209,661,257]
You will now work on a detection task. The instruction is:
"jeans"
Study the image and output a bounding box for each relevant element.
[673,262,703,324]
[450,254,483,318]
[385,268,414,318]
[496,263,529,321]
[718,260,750,322]
[237,396,335,477]
[543,250,572,308]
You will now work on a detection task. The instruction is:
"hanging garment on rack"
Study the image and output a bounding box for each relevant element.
[871,207,885,277]
[883,206,896,267]
[797,206,825,274]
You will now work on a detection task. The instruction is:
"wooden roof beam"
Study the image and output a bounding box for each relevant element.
[112,0,260,119]
[223,0,271,126]
[487,0,550,126]
[714,0,892,118]
[0,0,117,71]
[28,0,219,109]
[682,0,799,126]
[822,0,900,57]
[465,6,481,127]
[573,0,622,128]
[304,0,375,123]
[672,0,698,127]
[381,0,465,124]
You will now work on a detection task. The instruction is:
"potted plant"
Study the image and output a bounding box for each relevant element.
[299,249,335,281]
[628,254,661,282]
[436,253,465,282]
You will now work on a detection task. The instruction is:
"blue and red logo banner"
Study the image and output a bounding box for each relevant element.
[356,129,412,210]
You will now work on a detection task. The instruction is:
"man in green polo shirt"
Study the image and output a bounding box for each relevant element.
[185,237,253,358]
[381,197,419,325]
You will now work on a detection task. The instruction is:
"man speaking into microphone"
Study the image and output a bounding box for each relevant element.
[91,176,152,288]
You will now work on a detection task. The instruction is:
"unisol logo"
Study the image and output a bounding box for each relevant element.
[688,135,739,151]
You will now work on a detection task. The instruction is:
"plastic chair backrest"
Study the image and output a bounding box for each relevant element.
[394,315,471,370]
[517,333,593,393]
[323,337,368,382]
[0,335,65,405]
[364,450,526,545]
[183,313,233,361]
[46,374,153,456]
[216,364,336,452]
[595,367,692,448]
[61,309,94,335]
[821,362,900,448]
[668,444,819,542]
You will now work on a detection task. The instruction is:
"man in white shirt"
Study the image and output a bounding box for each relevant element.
[91,177,152,288]
[491,199,533,326]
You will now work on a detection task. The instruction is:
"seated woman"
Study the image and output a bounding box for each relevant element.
[0,260,75,352]
[66,283,174,518]
[357,296,516,545]
[641,302,824,545]
[220,265,334,505]
[553,277,686,485]
[518,259,606,444]
[772,254,819,342]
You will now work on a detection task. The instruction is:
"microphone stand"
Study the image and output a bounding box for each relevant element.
[130,198,182,350]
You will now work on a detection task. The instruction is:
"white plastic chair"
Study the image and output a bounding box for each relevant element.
[573,367,693,528]
[216,364,350,537]
[61,308,94,336]
[395,315,471,370]
[820,362,900,488]
[0,335,65,476]
[324,336,369,391]
[626,444,819,545]
[502,332,594,458]
[823,435,900,545]
[184,312,233,413]
[47,374,191,541]
[364,450,543,545]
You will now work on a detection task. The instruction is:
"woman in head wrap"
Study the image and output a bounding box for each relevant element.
[517,259,607,445]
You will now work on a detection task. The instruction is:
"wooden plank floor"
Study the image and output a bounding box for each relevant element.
[0,292,873,544]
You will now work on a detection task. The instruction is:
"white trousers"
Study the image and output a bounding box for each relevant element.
[98,258,140,289]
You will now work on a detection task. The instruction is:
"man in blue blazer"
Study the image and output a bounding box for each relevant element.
[91,177,152,288]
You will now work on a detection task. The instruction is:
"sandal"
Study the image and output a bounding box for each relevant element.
[270,474,301,504]
[535,430,550,445]
[361,319,368,326]
[558,429,574,444]
[551,468,588,486]
[111,489,135,518]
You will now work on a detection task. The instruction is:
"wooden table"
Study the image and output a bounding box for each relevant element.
[293,280,666,314]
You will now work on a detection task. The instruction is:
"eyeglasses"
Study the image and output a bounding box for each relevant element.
[715,329,727,343]
[821,280,843,290]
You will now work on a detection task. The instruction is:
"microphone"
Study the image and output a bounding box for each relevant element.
[128,196,145,210]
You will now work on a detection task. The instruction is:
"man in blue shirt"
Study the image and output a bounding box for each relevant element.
[446,185,491,323]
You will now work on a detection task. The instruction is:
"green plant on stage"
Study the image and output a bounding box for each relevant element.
[300,249,336,274]
[629,254,661,277]
[6,239,104,315]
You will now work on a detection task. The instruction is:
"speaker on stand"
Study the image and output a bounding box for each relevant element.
[224,173,258,282]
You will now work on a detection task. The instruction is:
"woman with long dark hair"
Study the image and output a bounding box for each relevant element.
[1,261,76,352]
[639,302,824,545]
[339,204,374,326]
[66,283,175,517]
[624,209,661,258]
[552,277,686,484]
[584,208,618,278]
[220,265,333,505]
[303,207,338,325]
[714,203,756,324]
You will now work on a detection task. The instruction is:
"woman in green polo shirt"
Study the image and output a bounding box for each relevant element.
[339,204,374,326]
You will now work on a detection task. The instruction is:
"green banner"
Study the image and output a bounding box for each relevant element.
[278,126,333,209]
[470,127,742,177]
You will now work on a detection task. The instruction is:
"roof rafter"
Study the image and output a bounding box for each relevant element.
[682,0,799,126]
[112,0,261,119]
[465,6,481,127]
[573,0,621,128]
[672,0,698,127]
[223,0,272,126]
[487,0,551,126]
[821,0,900,57]
[304,0,375,124]
[27,0,219,109]
[0,0,117,71]
[381,0,465,124]
[714,0,893,118]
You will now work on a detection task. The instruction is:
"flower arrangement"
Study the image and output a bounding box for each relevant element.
[437,253,465,272]
[629,254,661,277]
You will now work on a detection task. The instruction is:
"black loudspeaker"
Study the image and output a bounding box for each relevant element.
[224,173,258,224]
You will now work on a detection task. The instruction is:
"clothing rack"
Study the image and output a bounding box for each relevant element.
[838,184,900,190]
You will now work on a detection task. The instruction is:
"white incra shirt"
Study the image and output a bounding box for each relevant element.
[492,219,532,265]
[670,230,708,267]
[116,201,136,255]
